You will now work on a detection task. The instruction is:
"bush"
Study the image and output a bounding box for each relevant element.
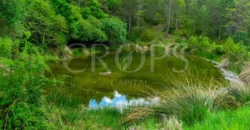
[83,0,107,19]
[140,29,155,42]
[188,36,199,47]
[200,36,210,47]
[0,43,58,129]
[210,42,225,55]
[223,37,248,61]
[128,28,142,42]
[233,32,250,45]
[0,0,25,37]
[102,17,127,44]
[0,37,13,58]
[71,19,107,42]
[24,0,69,47]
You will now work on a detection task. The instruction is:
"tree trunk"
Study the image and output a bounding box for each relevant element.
[137,1,140,28]
[175,18,178,31]
[166,0,172,37]
[219,25,222,41]
[128,11,132,34]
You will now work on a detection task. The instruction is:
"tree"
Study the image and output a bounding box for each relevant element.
[0,0,25,37]
[102,17,127,44]
[225,0,250,38]
[120,0,137,34]
[24,0,69,47]
[166,0,172,37]
[172,0,186,30]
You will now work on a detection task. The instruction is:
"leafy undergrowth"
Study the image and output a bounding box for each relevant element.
[0,57,12,65]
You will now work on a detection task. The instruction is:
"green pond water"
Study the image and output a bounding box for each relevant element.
[49,52,227,107]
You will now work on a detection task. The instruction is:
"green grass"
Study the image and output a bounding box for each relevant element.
[185,106,250,130]
[122,106,250,130]
[81,108,123,129]
[43,79,250,129]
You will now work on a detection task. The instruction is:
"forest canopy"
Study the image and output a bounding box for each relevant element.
[0,0,127,46]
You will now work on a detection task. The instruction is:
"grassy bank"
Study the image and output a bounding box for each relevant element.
[43,84,250,130]
[185,106,250,130]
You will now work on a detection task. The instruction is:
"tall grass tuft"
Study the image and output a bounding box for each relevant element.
[123,86,223,125]
[124,81,250,127]
[153,87,222,125]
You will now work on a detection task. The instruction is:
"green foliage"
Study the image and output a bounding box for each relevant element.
[82,0,107,19]
[186,36,249,61]
[24,0,69,47]
[210,42,224,55]
[0,38,13,58]
[0,43,58,129]
[127,28,142,42]
[0,0,25,37]
[223,37,248,61]
[140,29,155,42]
[0,0,22,24]
[1,0,250,129]
[102,17,127,44]
[200,36,210,48]
[71,19,107,42]
[187,35,211,50]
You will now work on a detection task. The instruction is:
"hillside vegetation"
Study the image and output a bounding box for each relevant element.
[1,0,250,129]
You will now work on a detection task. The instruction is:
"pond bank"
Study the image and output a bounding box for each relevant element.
[198,57,244,86]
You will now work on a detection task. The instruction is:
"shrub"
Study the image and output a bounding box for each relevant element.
[233,32,250,45]
[0,0,25,37]
[82,0,107,19]
[200,36,210,47]
[223,37,248,61]
[65,5,109,43]
[140,29,155,42]
[102,17,127,44]
[0,43,58,129]
[0,37,13,58]
[188,36,199,47]
[71,19,107,42]
[128,28,142,42]
[24,0,69,47]
[210,42,225,55]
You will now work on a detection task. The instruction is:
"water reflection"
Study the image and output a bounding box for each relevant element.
[89,91,159,111]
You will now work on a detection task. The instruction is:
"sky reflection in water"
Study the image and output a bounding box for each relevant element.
[89,91,158,110]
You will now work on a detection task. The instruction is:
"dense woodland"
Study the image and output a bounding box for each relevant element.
[1,0,250,129]
[1,0,250,45]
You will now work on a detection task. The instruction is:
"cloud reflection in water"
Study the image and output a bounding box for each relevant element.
[89,91,159,112]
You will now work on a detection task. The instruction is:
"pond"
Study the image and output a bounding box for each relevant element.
[49,50,227,108]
